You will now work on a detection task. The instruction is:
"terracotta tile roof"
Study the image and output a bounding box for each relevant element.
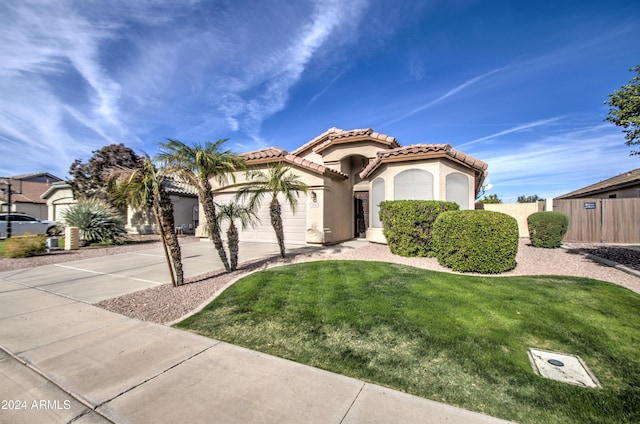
[163,177,198,197]
[556,168,640,199]
[359,144,488,180]
[282,154,347,179]
[242,147,347,179]
[291,127,400,156]
[241,147,288,161]
[0,181,53,204]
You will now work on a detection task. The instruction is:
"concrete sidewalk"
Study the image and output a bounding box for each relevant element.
[0,242,513,423]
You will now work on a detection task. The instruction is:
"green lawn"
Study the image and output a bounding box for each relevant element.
[175,261,640,424]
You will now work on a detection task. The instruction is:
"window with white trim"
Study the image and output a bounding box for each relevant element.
[446,172,470,209]
[394,169,433,200]
[372,178,385,228]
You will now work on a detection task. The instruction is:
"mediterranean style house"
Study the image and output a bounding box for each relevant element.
[204,127,488,245]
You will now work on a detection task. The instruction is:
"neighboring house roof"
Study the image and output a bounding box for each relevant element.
[291,127,400,156]
[556,168,640,199]
[242,147,348,180]
[9,172,63,183]
[360,143,489,192]
[163,178,198,197]
[0,181,55,204]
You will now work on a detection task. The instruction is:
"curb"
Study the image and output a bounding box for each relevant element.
[581,253,640,279]
[564,246,640,279]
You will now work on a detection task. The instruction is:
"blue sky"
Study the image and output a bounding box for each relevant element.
[1,0,639,201]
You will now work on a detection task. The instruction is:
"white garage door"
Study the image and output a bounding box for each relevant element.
[213,193,307,245]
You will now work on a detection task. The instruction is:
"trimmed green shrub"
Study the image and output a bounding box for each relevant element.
[61,200,127,246]
[379,200,459,257]
[528,211,569,248]
[4,235,46,258]
[432,210,519,273]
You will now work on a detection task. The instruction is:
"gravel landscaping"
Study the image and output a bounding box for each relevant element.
[2,236,639,325]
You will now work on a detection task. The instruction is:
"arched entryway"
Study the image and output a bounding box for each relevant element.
[340,154,370,238]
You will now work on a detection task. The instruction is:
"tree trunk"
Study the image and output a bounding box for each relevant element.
[152,204,176,287]
[157,189,184,286]
[270,197,285,258]
[199,177,231,272]
[227,222,239,271]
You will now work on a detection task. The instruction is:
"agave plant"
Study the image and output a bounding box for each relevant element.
[61,199,127,246]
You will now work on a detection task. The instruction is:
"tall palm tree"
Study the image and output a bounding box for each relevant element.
[109,157,184,287]
[215,202,259,271]
[157,139,245,273]
[236,162,309,258]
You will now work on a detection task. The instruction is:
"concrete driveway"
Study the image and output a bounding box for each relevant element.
[0,241,513,424]
[0,241,282,303]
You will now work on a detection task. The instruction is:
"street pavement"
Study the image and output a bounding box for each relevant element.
[0,240,513,423]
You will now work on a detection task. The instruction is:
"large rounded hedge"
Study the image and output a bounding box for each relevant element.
[379,200,459,257]
[527,211,569,248]
[432,210,519,273]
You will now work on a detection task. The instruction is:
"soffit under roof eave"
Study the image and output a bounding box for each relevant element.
[313,135,400,155]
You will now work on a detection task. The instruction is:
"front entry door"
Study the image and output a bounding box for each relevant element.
[354,192,369,238]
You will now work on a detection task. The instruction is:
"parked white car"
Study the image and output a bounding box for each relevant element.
[0,214,59,238]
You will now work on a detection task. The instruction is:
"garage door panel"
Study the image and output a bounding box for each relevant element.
[213,193,306,245]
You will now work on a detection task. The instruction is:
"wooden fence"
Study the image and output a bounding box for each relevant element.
[553,198,640,243]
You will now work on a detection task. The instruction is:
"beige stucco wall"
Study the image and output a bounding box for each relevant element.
[321,178,353,243]
[44,186,77,222]
[320,142,388,164]
[205,165,340,244]
[481,201,545,237]
[364,159,477,244]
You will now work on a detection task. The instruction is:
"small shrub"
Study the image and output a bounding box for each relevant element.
[379,200,459,257]
[61,200,127,246]
[528,211,569,248]
[432,210,519,273]
[4,235,47,258]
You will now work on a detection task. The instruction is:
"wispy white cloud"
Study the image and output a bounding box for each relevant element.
[474,125,638,201]
[0,0,142,176]
[211,0,369,141]
[458,116,565,148]
[381,67,506,128]
[0,0,369,176]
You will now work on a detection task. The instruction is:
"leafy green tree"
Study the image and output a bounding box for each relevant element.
[157,139,245,273]
[236,162,309,258]
[517,194,544,203]
[605,65,640,155]
[479,194,502,204]
[215,202,258,271]
[109,157,184,287]
[69,144,142,204]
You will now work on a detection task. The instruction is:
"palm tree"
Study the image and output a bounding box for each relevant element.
[157,139,245,273]
[109,157,184,287]
[236,162,309,258]
[215,202,259,271]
